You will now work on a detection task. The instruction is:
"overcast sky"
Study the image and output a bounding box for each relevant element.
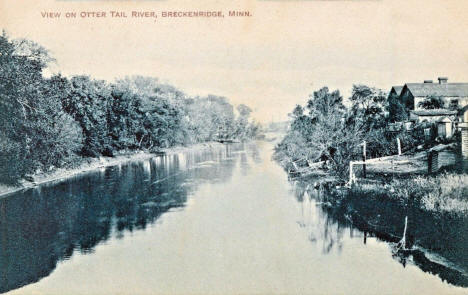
[1,0,467,122]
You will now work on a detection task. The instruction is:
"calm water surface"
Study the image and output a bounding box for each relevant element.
[1,141,467,294]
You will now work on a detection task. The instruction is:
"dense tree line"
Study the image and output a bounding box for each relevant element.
[274,85,419,179]
[0,33,261,185]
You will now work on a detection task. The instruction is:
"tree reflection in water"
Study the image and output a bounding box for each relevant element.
[0,144,242,294]
[295,185,345,255]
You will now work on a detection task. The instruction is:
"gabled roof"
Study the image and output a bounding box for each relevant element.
[404,83,468,97]
[437,116,453,123]
[390,86,404,96]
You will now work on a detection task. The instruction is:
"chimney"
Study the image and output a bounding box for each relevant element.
[438,77,448,84]
[424,80,433,83]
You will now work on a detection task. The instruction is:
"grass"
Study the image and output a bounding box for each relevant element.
[360,173,468,214]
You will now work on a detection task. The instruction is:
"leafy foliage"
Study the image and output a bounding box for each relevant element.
[275,85,422,179]
[0,33,261,185]
[418,95,445,109]
[388,91,408,122]
[0,32,82,184]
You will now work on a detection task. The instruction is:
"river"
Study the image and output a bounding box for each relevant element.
[1,140,467,294]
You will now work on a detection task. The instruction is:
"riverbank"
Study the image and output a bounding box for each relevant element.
[279,143,459,179]
[282,145,468,286]
[357,173,468,214]
[0,142,225,199]
[309,183,468,287]
[276,141,467,209]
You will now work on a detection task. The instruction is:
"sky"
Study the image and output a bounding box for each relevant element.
[1,0,468,122]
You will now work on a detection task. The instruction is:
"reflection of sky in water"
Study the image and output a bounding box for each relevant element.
[1,141,466,295]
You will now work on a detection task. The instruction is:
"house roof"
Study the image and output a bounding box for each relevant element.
[437,117,453,123]
[391,86,404,96]
[411,109,458,116]
[405,83,468,97]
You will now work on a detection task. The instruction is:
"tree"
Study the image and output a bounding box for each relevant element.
[139,94,185,148]
[62,76,112,157]
[237,104,252,117]
[233,104,253,141]
[388,92,408,122]
[275,86,393,180]
[0,33,257,185]
[350,84,387,126]
[349,85,410,158]
[32,75,83,168]
[107,82,142,149]
[418,95,445,109]
[302,88,359,171]
[277,87,349,166]
[113,76,189,149]
[182,95,237,142]
[0,33,82,184]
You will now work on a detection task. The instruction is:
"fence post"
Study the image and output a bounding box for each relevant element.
[462,127,468,157]
[397,137,402,156]
[362,141,366,179]
[428,150,439,174]
[349,161,355,185]
[460,125,468,172]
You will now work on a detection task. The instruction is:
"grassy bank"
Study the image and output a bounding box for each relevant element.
[330,173,467,216]
[277,138,466,215]
[374,173,468,214]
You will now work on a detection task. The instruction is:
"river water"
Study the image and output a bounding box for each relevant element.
[1,141,467,294]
